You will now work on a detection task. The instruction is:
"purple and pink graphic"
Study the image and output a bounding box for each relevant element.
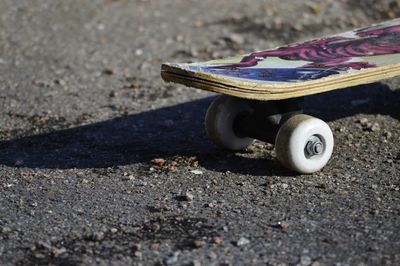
[186,19,400,83]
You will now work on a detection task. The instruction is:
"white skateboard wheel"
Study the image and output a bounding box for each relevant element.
[275,114,334,174]
[205,95,254,151]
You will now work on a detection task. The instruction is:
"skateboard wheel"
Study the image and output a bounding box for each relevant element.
[275,114,334,174]
[205,95,254,151]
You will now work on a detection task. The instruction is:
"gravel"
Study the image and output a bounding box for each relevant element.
[0,0,399,265]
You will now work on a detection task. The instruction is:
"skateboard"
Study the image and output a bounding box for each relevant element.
[161,19,400,174]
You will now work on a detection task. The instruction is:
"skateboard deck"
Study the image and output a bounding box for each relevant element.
[161,19,400,100]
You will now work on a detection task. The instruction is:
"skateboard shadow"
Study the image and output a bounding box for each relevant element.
[0,83,398,175]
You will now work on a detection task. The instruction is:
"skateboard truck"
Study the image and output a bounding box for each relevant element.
[204,95,333,174]
[233,98,303,144]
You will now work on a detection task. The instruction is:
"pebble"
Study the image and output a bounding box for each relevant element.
[358,118,380,132]
[150,242,159,250]
[225,33,244,45]
[52,247,67,257]
[132,243,141,251]
[370,122,380,132]
[134,251,143,259]
[92,231,104,241]
[103,68,115,75]
[190,260,202,266]
[135,180,147,187]
[358,117,369,125]
[192,239,205,248]
[34,252,45,259]
[54,79,66,86]
[37,240,52,250]
[383,131,392,139]
[151,223,161,231]
[300,255,312,266]
[190,170,203,175]
[164,251,179,265]
[183,192,194,201]
[236,237,250,246]
[208,251,217,259]
[152,158,166,167]
[212,236,222,245]
[277,221,290,229]
[109,91,116,97]
[135,49,143,56]
[122,174,135,181]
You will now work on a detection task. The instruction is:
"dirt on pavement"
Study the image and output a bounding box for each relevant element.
[0,1,399,265]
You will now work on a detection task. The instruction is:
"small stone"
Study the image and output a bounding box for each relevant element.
[109,91,116,97]
[32,79,46,87]
[236,237,250,246]
[190,170,203,175]
[316,182,327,189]
[110,228,118,233]
[37,240,52,250]
[135,180,147,187]
[212,236,222,245]
[152,158,166,167]
[190,260,202,266]
[1,226,11,234]
[225,33,244,45]
[358,118,369,125]
[135,49,143,56]
[55,79,66,86]
[132,243,141,251]
[151,223,161,231]
[52,247,67,257]
[277,221,289,229]
[34,252,45,259]
[176,34,184,42]
[122,174,135,181]
[164,252,179,265]
[370,122,380,132]
[103,68,115,75]
[150,242,159,250]
[383,131,392,139]
[300,255,312,266]
[208,251,217,260]
[183,192,194,201]
[192,239,205,248]
[134,251,142,259]
[308,4,321,14]
[194,20,204,28]
[92,231,104,241]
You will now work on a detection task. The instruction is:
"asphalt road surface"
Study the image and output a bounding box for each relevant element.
[0,1,399,265]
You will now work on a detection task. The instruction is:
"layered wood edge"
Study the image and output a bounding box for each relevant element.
[161,63,400,100]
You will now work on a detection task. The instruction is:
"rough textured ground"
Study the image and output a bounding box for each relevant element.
[0,1,399,265]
